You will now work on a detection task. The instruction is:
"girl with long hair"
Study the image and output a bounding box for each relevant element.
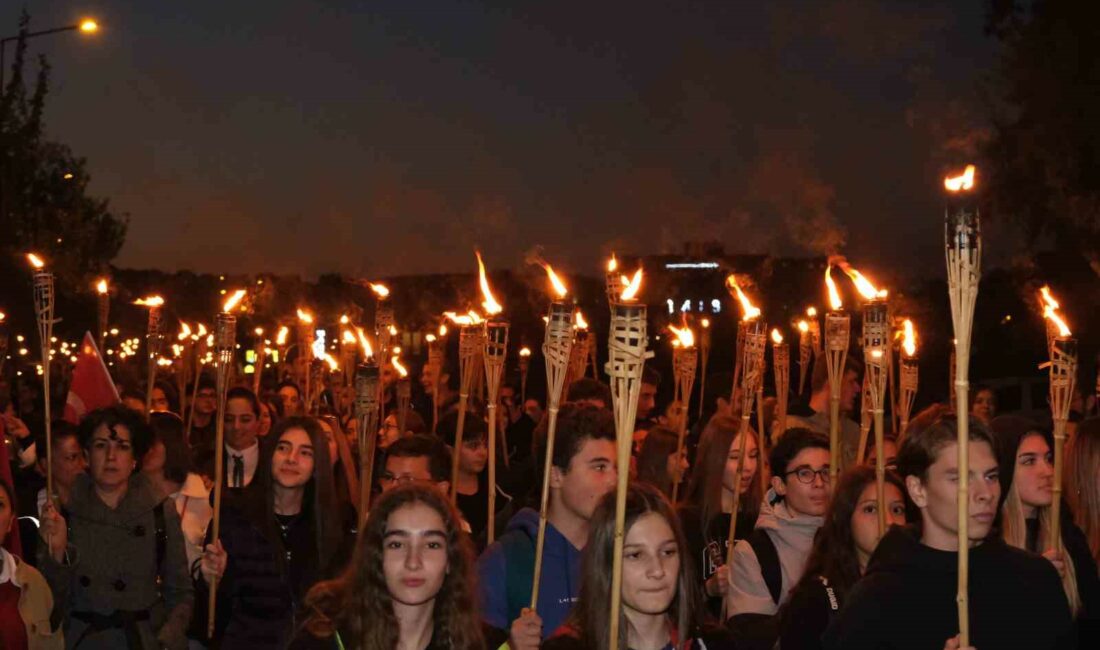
[678,414,762,612]
[289,484,484,650]
[991,416,1099,641]
[1066,417,1100,568]
[778,466,907,650]
[197,416,348,647]
[635,426,689,499]
[143,412,212,568]
[544,483,729,650]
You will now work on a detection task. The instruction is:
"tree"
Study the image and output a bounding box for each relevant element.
[984,0,1100,277]
[0,10,127,288]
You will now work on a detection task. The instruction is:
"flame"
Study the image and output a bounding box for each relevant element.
[426,333,437,343]
[342,329,357,344]
[838,262,887,300]
[540,262,569,298]
[771,328,784,345]
[276,326,289,346]
[444,311,478,326]
[797,320,809,333]
[620,268,643,301]
[607,254,618,273]
[96,279,109,294]
[356,327,374,358]
[370,283,390,299]
[1043,306,1072,337]
[296,308,313,324]
[902,319,917,357]
[669,324,695,348]
[222,289,246,312]
[944,164,976,192]
[321,353,339,372]
[575,310,589,330]
[339,314,350,325]
[807,307,818,317]
[26,253,45,269]
[825,265,843,311]
[134,295,165,308]
[388,324,398,336]
[519,346,531,357]
[254,327,264,336]
[392,355,408,378]
[1039,285,1060,311]
[439,324,448,337]
[725,276,761,321]
[701,318,710,328]
[178,322,192,341]
[196,323,208,339]
[476,251,503,315]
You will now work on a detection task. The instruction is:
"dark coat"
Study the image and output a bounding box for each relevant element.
[38,473,192,650]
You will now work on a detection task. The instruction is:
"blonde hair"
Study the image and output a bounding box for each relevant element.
[1001,470,1081,616]
[1065,418,1100,567]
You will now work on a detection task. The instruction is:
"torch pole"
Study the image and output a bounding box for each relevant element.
[726,323,765,570]
[450,326,480,503]
[144,306,163,414]
[429,338,443,436]
[97,288,109,357]
[798,326,811,397]
[483,321,509,544]
[824,311,851,482]
[606,299,652,650]
[355,361,380,520]
[207,311,237,637]
[670,344,697,505]
[945,175,981,647]
[32,268,56,500]
[698,323,711,420]
[863,299,890,536]
[898,355,919,445]
[1048,337,1076,550]
[530,302,575,608]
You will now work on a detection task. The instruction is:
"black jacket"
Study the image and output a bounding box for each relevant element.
[778,575,840,650]
[822,526,1074,650]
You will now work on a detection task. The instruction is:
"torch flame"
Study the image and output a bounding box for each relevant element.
[825,266,843,311]
[254,327,264,336]
[476,251,503,315]
[196,323,208,338]
[426,333,437,343]
[620,268,643,301]
[178,322,193,341]
[1039,285,1060,311]
[296,309,313,324]
[902,319,917,357]
[339,314,350,325]
[96,279,109,294]
[276,326,289,346]
[370,283,390,299]
[575,310,589,330]
[388,324,398,336]
[838,262,887,300]
[222,289,246,313]
[540,262,569,298]
[607,254,618,273]
[444,311,482,326]
[944,164,976,192]
[519,346,531,357]
[725,275,761,321]
[356,327,373,358]
[342,329,357,344]
[1043,306,1072,337]
[321,353,339,372]
[392,355,408,378]
[771,328,784,345]
[806,306,818,317]
[669,324,695,348]
[134,296,165,308]
[26,253,45,269]
[439,324,448,336]
[701,318,710,328]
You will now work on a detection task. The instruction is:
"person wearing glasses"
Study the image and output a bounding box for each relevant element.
[379,435,453,496]
[725,428,831,639]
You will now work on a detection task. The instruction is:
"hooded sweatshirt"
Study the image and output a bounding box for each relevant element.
[477,507,582,639]
[822,525,1074,650]
[724,490,823,617]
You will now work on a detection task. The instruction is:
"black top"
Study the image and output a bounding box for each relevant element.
[678,503,756,616]
[543,623,736,650]
[779,575,841,650]
[455,481,489,543]
[822,526,1074,650]
[1026,516,1100,647]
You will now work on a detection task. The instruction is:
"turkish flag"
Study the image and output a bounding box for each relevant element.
[63,333,120,425]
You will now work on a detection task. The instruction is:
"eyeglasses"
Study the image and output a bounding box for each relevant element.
[784,466,831,484]
[378,473,434,486]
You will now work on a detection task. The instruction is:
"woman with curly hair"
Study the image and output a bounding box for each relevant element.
[289,483,484,650]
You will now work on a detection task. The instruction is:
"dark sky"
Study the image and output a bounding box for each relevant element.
[13,1,1001,279]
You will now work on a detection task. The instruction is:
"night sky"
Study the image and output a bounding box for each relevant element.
[13,1,1001,279]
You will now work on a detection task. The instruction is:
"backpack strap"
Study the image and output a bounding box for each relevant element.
[746,529,781,606]
[154,498,168,588]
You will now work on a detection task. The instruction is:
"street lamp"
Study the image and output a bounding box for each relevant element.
[1,17,100,91]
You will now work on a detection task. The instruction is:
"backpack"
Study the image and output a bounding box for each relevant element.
[727,528,783,650]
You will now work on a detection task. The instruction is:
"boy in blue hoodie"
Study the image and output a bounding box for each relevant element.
[477,403,617,649]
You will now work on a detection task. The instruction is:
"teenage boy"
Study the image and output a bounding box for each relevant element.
[477,403,617,649]
[378,433,453,496]
[787,357,862,467]
[823,416,1073,650]
[726,428,832,632]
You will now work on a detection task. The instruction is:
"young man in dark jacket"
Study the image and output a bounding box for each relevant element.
[822,415,1074,650]
[476,403,617,649]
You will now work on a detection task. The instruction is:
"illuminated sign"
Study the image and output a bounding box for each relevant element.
[664,262,720,270]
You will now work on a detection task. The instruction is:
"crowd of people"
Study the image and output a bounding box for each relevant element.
[0,352,1098,650]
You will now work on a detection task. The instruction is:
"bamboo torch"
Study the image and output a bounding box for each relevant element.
[1041,289,1076,549]
[427,326,445,435]
[296,309,314,410]
[355,329,380,519]
[447,307,484,502]
[669,324,697,505]
[253,328,266,396]
[518,346,532,404]
[606,267,652,650]
[207,289,245,637]
[797,318,812,397]
[340,317,357,388]
[944,163,980,646]
[898,320,919,443]
[530,264,575,609]
[566,311,591,389]
[134,296,166,414]
[175,323,193,408]
[393,353,411,440]
[27,254,57,498]
[808,306,822,362]
[95,278,109,354]
[842,261,890,536]
[772,328,790,441]
[697,318,711,419]
[185,324,209,442]
[824,266,851,481]
[605,253,620,304]
[476,252,508,542]
[275,325,289,383]
[726,275,762,405]
[726,321,767,571]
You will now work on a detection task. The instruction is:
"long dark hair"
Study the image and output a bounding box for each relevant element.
[148,412,191,484]
[249,416,342,572]
[298,484,483,650]
[636,426,679,497]
[566,483,703,650]
[787,466,905,602]
[683,414,761,533]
